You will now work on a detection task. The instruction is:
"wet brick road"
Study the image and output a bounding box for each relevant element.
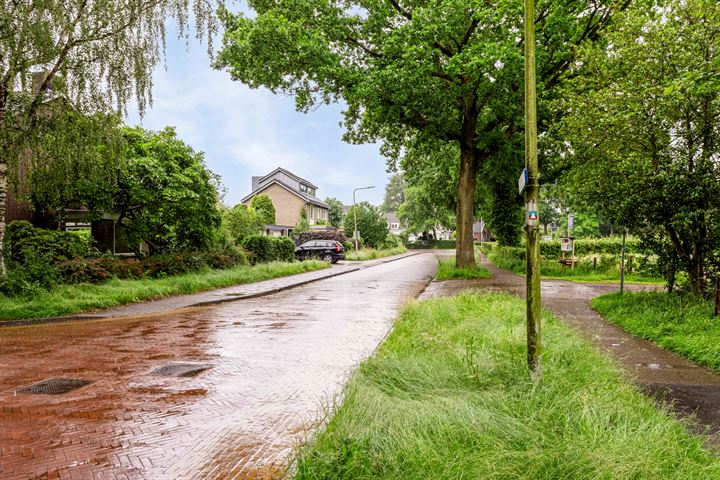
[0,254,436,480]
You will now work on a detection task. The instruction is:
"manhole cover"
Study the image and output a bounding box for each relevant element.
[16,379,94,395]
[150,363,213,377]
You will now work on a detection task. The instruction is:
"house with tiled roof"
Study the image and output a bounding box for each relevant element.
[241,168,330,234]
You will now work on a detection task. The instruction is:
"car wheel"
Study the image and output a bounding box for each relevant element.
[322,253,333,263]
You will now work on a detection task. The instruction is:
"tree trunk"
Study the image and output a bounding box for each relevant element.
[455,145,477,268]
[715,276,720,317]
[0,162,7,277]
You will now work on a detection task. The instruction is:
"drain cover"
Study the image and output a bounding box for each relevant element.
[16,379,94,395]
[150,363,213,377]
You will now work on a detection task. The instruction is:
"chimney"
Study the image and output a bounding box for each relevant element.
[252,176,261,192]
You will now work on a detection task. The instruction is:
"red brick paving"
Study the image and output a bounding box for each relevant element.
[0,254,436,479]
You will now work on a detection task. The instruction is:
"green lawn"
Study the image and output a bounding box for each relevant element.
[435,255,491,280]
[0,260,329,322]
[345,246,407,261]
[295,293,719,480]
[486,246,663,284]
[593,292,720,372]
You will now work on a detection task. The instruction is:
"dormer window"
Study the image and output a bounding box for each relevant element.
[299,184,316,196]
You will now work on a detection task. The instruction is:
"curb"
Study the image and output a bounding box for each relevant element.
[0,251,429,328]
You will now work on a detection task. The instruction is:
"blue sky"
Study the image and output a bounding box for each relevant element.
[125,23,389,208]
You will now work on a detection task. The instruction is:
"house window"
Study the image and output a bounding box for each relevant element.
[300,184,316,196]
[391,223,399,229]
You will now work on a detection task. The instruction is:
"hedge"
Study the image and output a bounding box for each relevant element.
[539,237,644,259]
[407,239,456,249]
[6,220,93,265]
[241,235,295,264]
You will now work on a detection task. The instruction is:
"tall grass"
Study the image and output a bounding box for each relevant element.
[296,293,719,479]
[435,255,491,280]
[593,292,720,372]
[486,244,662,284]
[345,246,407,261]
[0,260,328,322]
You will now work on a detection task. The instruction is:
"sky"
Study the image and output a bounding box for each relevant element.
[125,22,390,208]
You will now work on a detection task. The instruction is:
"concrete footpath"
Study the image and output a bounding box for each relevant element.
[422,255,720,446]
[0,251,425,326]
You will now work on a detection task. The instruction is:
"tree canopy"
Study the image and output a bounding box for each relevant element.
[325,197,345,227]
[344,201,389,249]
[250,194,276,226]
[115,127,222,254]
[554,0,720,295]
[215,0,630,267]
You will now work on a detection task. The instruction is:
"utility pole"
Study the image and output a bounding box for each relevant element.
[524,0,541,380]
[620,231,626,295]
[352,186,374,252]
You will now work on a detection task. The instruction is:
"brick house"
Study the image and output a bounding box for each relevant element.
[241,168,330,235]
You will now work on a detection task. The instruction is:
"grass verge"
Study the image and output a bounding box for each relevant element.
[345,246,407,261]
[0,260,329,322]
[296,292,719,479]
[487,246,662,284]
[593,291,720,372]
[435,255,491,280]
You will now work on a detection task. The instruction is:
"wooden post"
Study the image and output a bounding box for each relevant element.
[714,276,719,317]
[620,231,626,295]
[570,237,575,271]
[524,0,541,380]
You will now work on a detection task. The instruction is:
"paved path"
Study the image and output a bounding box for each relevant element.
[1,252,424,326]
[423,255,720,444]
[0,253,437,480]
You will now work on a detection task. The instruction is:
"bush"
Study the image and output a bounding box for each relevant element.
[142,252,207,277]
[297,230,347,245]
[58,258,112,284]
[1,250,61,296]
[539,237,644,259]
[201,248,248,269]
[6,221,93,265]
[379,233,403,250]
[241,235,296,264]
[407,239,456,249]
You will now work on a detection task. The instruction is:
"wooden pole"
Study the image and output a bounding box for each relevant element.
[524,0,541,380]
[714,275,719,317]
[620,231,626,295]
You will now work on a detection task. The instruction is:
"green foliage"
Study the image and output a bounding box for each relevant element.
[593,292,720,372]
[554,1,720,295]
[407,239,456,250]
[250,194,276,225]
[380,174,406,213]
[397,185,454,236]
[378,233,402,250]
[292,214,311,240]
[345,246,407,261]
[295,293,720,479]
[241,235,295,264]
[0,260,329,321]
[344,202,389,249]
[5,221,92,265]
[435,256,491,281]
[116,126,222,254]
[222,204,264,245]
[325,197,345,227]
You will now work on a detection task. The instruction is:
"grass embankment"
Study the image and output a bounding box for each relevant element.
[296,293,719,479]
[486,245,662,284]
[593,292,720,372]
[435,255,491,280]
[0,260,328,322]
[345,246,407,261]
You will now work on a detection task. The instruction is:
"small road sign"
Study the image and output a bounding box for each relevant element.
[518,168,528,194]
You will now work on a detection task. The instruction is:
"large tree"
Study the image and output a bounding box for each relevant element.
[214,0,629,267]
[555,0,720,296]
[0,0,216,272]
[343,201,389,249]
[324,196,344,227]
[114,127,222,254]
[380,174,406,213]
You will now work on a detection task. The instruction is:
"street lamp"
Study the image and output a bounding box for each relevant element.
[352,185,375,252]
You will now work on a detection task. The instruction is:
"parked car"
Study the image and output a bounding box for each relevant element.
[294,240,345,263]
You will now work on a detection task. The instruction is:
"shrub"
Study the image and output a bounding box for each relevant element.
[142,251,207,277]
[59,258,112,284]
[379,233,403,249]
[201,248,248,269]
[1,249,61,296]
[407,239,456,249]
[539,237,644,259]
[297,230,347,245]
[5,221,93,265]
[241,235,296,264]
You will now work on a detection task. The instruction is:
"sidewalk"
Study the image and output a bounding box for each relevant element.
[0,251,425,326]
[422,256,720,445]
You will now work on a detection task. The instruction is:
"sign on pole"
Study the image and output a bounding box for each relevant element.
[518,168,528,195]
[526,199,539,227]
[568,214,574,230]
[561,237,572,252]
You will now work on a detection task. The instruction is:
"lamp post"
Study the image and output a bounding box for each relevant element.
[352,185,375,252]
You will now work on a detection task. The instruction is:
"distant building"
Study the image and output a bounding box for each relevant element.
[384,211,405,235]
[241,167,330,235]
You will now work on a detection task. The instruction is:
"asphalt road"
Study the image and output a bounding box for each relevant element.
[0,253,438,480]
